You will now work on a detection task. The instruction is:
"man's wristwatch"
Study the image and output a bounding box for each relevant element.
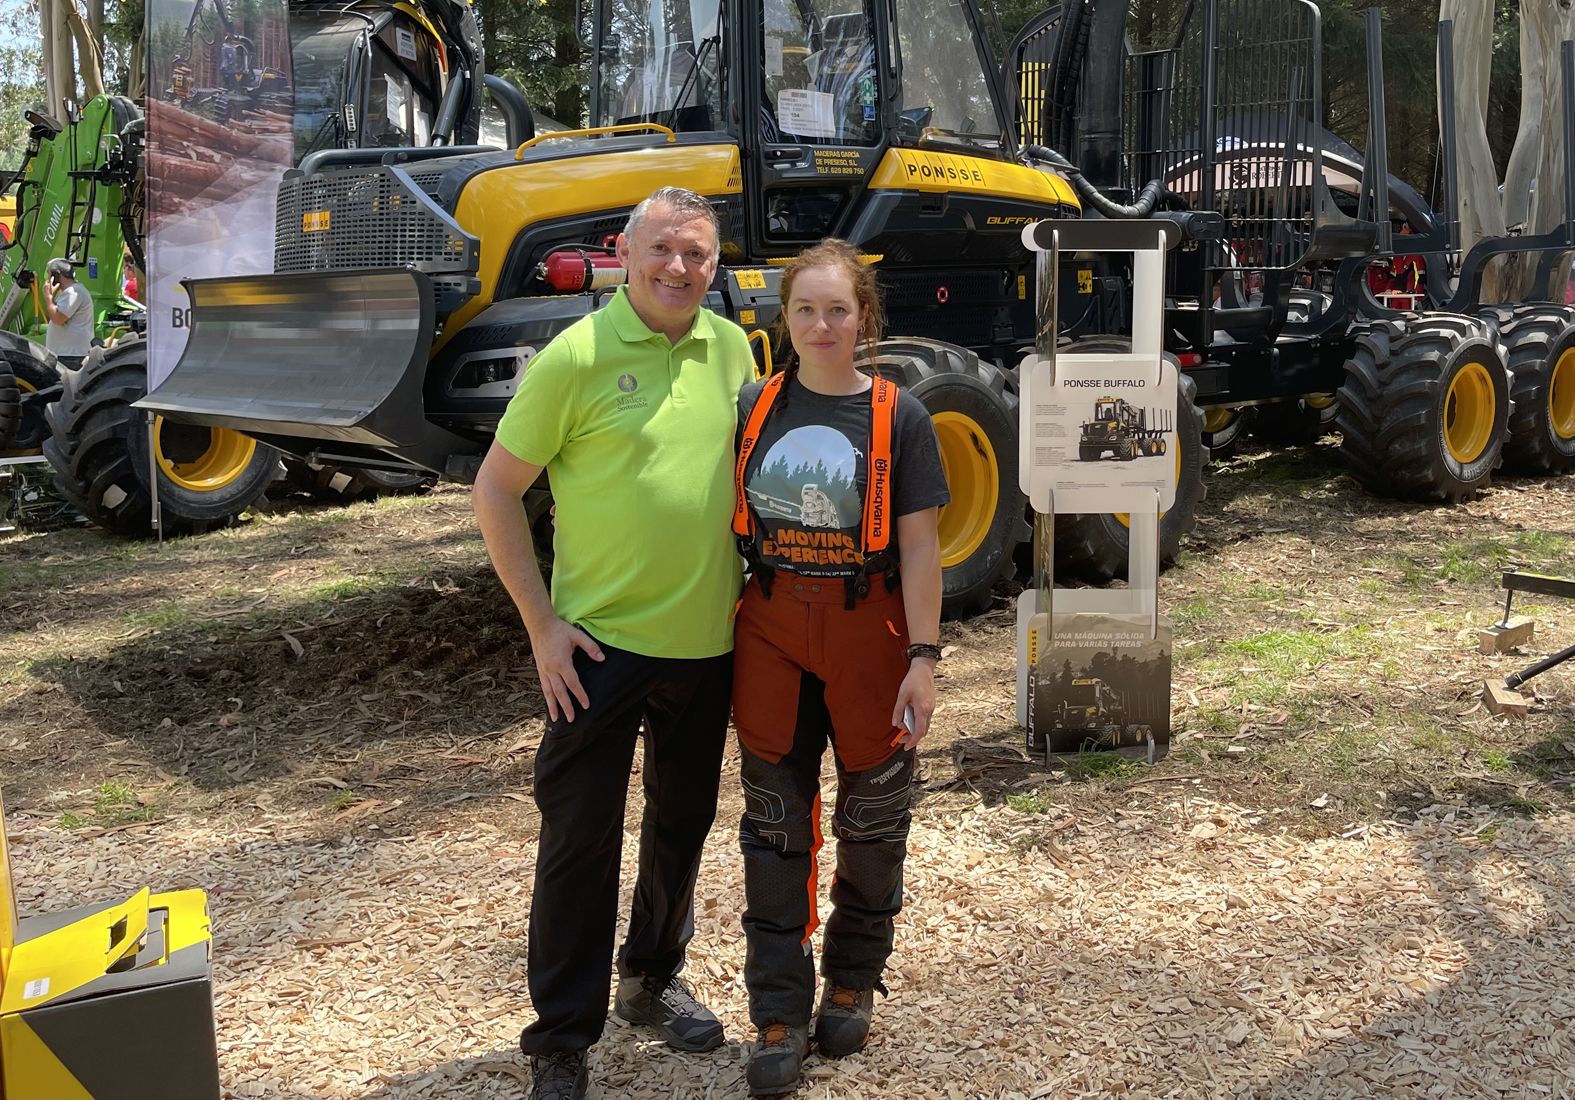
[905,643,942,663]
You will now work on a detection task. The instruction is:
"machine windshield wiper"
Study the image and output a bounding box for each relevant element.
[665,10,723,132]
[298,111,344,159]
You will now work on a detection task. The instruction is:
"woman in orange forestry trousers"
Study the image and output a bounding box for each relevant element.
[731,239,947,1096]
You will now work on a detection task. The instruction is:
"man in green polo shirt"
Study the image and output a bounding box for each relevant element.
[473,186,754,1100]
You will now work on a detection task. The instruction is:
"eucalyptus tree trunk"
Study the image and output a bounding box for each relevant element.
[1439,0,1509,300]
[39,0,105,113]
[1525,2,1575,300]
[62,0,106,102]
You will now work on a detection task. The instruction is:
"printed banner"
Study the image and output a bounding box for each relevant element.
[1026,611,1173,764]
[145,0,293,386]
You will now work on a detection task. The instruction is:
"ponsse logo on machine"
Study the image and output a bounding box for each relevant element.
[902,153,987,185]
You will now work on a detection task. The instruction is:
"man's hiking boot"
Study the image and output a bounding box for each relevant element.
[814,982,874,1057]
[613,973,725,1051]
[747,1022,811,1097]
[528,1049,589,1100]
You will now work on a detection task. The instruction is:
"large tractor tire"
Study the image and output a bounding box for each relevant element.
[862,338,1029,618]
[1285,289,1333,325]
[1054,337,1208,581]
[0,332,62,456]
[1250,392,1340,445]
[1335,314,1510,502]
[1480,304,1575,474]
[0,361,17,452]
[43,334,279,535]
[1202,405,1253,460]
[281,459,437,502]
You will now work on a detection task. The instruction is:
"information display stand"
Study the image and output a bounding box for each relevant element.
[1015,220,1181,765]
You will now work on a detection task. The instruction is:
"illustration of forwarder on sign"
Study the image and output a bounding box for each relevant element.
[1078,396,1173,462]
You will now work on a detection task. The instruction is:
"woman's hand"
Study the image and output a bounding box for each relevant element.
[891,659,937,749]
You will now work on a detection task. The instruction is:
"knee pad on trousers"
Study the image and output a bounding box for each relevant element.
[741,772,818,853]
[833,751,913,843]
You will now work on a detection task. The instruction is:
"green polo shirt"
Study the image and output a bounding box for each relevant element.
[494,287,754,658]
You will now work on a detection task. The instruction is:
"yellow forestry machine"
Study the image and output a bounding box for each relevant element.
[142,0,1229,616]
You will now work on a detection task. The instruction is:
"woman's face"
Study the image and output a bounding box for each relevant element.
[786,264,864,373]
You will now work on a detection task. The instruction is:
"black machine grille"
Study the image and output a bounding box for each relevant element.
[404,169,450,202]
[1123,0,1323,277]
[881,269,1016,352]
[274,166,477,274]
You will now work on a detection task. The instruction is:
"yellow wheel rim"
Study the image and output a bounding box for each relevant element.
[1550,348,1575,441]
[1114,442,1180,529]
[154,416,258,491]
[932,410,999,569]
[1303,392,1337,411]
[1202,407,1236,433]
[1443,362,1496,463]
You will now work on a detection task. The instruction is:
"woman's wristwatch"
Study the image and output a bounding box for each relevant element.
[905,643,943,663]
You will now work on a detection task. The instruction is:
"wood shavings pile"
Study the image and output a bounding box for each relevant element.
[7,785,1572,1098]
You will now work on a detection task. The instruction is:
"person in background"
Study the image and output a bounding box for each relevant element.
[40,258,93,369]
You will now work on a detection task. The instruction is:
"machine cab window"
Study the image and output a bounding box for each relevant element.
[290,9,447,160]
[761,0,878,147]
[596,0,725,134]
[890,0,1004,146]
[365,17,443,146]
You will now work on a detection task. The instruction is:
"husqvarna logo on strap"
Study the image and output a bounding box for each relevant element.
[869,456,889,541]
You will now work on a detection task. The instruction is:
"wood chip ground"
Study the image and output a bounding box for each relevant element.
[8,787,1574,1098]
[7,449,1575,1098]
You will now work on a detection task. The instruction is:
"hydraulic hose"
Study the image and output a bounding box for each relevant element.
[1021,143,1172,219]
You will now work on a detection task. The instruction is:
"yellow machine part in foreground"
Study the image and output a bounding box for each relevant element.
[0,791,220,1099]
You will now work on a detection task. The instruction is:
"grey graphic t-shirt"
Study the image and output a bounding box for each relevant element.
[738,376,950,578]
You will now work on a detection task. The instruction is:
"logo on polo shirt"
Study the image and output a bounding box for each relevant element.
[614,371,648,411]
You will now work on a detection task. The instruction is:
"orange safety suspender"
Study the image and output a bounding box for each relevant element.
[732,372,786,539]
[860,376,897,554]
[733,372,899,558]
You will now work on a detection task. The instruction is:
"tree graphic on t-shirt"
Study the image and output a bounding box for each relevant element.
[752,456,860,526]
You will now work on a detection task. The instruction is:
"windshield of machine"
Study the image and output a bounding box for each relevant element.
[761,0,877,146]
[597,0,724,133]
[292,16,365,161]
[893,0,1000,142]
[1068,682,1099,706]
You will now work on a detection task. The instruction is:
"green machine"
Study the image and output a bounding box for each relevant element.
[0,95,143,455]
[0,95,142,340]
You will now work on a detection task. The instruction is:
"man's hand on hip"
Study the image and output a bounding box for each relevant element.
[529,615,605,723]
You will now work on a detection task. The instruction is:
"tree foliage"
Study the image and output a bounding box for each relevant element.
[1,0,45,172]
[474,0,586,126]
[1,0,146,170]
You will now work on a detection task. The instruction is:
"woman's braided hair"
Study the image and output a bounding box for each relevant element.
[772,238,885,409]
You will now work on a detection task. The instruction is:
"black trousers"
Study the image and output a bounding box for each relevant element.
[519,639,732,1055]
[739,671,914,1028]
